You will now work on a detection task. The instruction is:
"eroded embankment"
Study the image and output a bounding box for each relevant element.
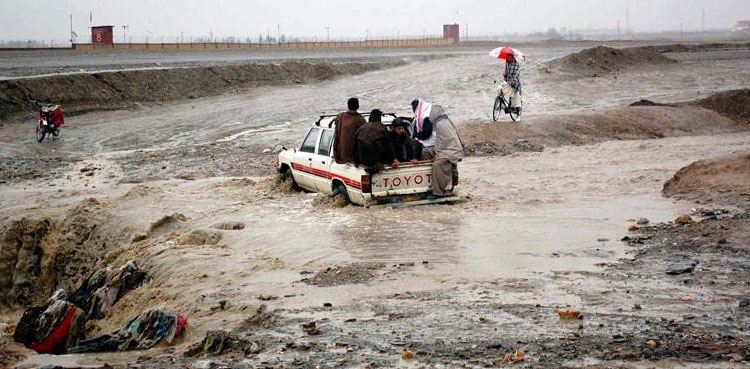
[0,60,405,120]
[461,90,750,156]
[663,151,750,206]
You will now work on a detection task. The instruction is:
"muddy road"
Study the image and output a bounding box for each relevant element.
[1,42,750,367]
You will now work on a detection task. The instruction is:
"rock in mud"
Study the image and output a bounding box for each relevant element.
[212,221,245,231]
[302,321,320,336]
[666,260,697,275]
[184,330,261,357]
[674,214,694,225]
[637,218,650,225]
[557,308,580,320]
[402,349,416,360]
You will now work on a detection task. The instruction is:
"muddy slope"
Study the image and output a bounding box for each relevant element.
[693,89,750,124]
[663,152,750,205]
[545,45,676,75]
[0,60,405,120]
[461,104,747,156]
[0,197,135,307]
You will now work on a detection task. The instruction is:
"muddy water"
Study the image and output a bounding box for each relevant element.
[227,135,748,284]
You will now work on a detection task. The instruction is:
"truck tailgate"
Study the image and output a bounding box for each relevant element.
[371,163,433,197]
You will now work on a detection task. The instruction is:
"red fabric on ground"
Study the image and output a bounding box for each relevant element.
[29,306,77,354]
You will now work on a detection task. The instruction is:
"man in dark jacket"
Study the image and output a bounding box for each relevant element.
[353,109,399,173]
[334,98,366,164]
[389,118,418,164]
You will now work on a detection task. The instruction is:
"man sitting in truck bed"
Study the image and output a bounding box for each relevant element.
[333,97,366,164]
[389,118,419,164]
[353,109,399,174]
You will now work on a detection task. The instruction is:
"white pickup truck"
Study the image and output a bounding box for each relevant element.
[275,113,461,207]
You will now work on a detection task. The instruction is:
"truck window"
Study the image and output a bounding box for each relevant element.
[317,129,334,157]
[300,128,320,153]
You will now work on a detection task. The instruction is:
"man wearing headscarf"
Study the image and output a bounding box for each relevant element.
[410,98,436,160]
[428,105,464,197]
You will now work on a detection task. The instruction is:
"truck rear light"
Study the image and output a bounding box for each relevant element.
[361,175,372,193]
[452,173,459,187]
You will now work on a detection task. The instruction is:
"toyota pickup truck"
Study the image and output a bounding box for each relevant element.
[275,113,461,207]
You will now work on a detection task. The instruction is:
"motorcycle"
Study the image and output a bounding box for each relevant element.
[33,101,64,143]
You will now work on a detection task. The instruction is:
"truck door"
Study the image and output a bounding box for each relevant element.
[291,127,320,191]
[312,128,335,193]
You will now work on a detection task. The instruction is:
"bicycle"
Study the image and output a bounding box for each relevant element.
[492,81,522,122]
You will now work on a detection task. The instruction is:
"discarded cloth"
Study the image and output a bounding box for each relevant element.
[69,260,146,319]
[14,289,86,354]
[69,310,188,353]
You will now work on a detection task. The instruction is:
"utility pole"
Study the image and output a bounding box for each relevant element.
[70,14,74,43]
[277,24,281,44]
[465,23,469,41]
[625,6,630,35]
[122,25,129,43]
[617,21,620,38]
[180,31,184,43]
[210,29,214,42]
[325,26,330,42]
[702,8,706,34]
[680,23,683,39]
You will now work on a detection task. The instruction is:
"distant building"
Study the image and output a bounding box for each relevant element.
[91,26,114,46]
[443,24,460,43]
[734,20,750,32]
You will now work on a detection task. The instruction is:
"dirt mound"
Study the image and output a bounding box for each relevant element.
[462,104,748,157]
[662,152,750,205]
[692,89,750,124]
[121,185,163,199]
[546,46,676,75]
[654,42,750,53]
[0,60,405,120]
[629,99,676,107]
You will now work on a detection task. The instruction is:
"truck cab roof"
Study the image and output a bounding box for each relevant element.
[315,113,405,129]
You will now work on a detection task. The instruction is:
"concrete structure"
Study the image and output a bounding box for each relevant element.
[73,37,453,51]
[443,24,460,43]
[91,26,114,46]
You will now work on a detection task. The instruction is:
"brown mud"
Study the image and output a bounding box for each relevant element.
[663,152,750,205]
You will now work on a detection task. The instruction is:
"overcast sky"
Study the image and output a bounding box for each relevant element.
[2,0,749,41]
